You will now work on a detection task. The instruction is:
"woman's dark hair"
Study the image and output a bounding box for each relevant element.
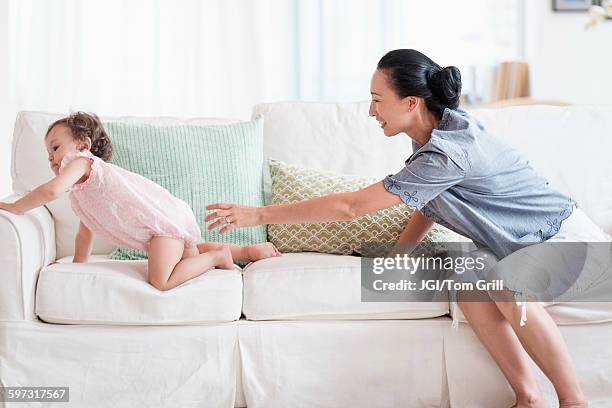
[46,112,112,161]
[377,49,462,120]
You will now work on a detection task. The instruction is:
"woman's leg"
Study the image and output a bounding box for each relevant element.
[494,301,587,407]
[148,236,234,291]
[458,299,545,408]
[197,242,281,262]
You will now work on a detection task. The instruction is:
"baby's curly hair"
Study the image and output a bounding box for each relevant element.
[46,112,112,162]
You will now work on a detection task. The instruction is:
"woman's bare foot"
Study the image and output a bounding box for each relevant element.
[212,245,235,270]
[245,242,282,261]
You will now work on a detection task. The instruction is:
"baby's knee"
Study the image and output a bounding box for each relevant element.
[149,277,170,291]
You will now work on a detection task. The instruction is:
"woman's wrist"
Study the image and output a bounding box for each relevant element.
[256,206,268,225]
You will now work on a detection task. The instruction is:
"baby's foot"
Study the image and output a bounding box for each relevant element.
[213,245,235,270]
[246,243,282,261]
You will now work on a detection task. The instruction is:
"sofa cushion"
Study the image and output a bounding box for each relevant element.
[105,118,267,261]
[451,301,612,326]
[242,253,449,320]
[451,276,612,325]
[35,256,243,324]
[267,159,467,255]
[253,102,415,180]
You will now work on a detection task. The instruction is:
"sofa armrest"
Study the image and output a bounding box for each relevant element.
[0,195,56,321]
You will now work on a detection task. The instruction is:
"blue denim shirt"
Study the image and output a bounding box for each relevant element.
[383,107,576,259]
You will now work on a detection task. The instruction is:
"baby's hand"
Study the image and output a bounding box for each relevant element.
[0,202,24,215]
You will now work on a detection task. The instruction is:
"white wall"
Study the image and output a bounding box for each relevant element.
[0,1,13,198]
[525,1,612,104]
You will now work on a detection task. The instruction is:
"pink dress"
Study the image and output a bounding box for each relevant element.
[60,149,201,251]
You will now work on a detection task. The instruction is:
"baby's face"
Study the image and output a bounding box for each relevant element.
[45,125,82,175]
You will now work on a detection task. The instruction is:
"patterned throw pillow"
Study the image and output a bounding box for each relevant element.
[267,159,466,256]
[105,118,267,261]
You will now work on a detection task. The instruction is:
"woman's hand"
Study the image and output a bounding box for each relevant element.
[205,203,262,234]
[0,202,24,215]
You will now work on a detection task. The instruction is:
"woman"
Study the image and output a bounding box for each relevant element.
[206,49,603,407]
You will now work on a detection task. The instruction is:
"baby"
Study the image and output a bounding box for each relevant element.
[0,112,280,290]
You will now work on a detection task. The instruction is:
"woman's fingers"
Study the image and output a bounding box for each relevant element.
[206,203,233,211]
[204,209,231,222]
[207,220,221,231]
[206,209,239,232]
[218,223,236,235]
[205,203,256,232]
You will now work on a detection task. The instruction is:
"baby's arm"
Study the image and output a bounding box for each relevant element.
[73,221,94,263]
[0,158,91,215]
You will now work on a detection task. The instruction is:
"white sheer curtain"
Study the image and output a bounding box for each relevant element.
[9,0,522,119]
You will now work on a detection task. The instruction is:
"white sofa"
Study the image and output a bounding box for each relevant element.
[1,103,612,408]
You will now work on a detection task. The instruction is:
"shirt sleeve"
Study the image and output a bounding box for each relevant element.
[59,149,95,173]
[383,146,466,210]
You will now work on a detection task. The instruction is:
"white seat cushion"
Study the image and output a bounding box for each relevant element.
[452,302,612,326]
[242,253,449,320]
[35,256,243,325]
[450,250,612,326]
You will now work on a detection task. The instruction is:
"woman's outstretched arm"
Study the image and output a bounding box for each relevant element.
[206,181,402,234]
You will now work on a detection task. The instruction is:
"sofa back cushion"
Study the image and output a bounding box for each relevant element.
[252,102,415,179]
[105,119,267,261]
[11,111,240,259]
[253,102,612,234]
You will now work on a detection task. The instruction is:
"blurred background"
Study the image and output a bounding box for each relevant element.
[1,0,611,196]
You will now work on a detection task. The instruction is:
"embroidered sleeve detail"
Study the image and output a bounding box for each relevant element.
[382,148,465,211]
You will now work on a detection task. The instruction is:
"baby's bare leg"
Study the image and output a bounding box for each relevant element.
[197,242,247,259]
[148,236,234,291]
[197,242,281,262]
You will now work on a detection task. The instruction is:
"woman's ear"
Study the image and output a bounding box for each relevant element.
[403,96,419,112]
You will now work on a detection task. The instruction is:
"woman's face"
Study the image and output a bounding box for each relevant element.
[369,69,413,137]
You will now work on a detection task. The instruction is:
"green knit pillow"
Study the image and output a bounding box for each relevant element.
[105,117,267,260]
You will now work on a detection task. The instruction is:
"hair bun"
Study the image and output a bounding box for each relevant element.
[426,66,462,109]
